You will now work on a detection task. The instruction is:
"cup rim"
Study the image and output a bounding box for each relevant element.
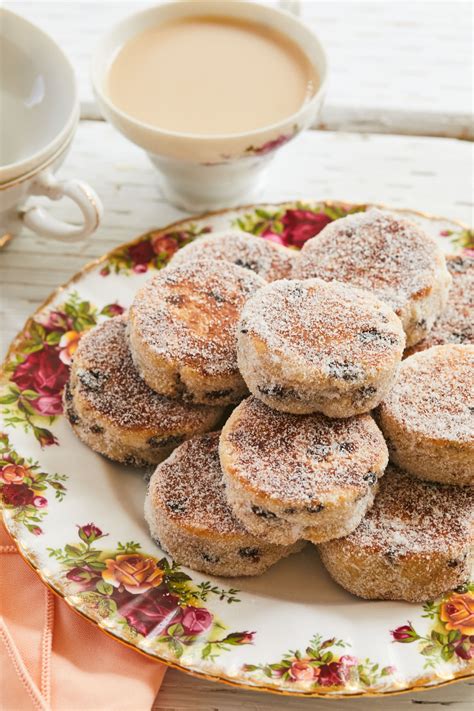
[0,8,79,181]
[91,0,328,142]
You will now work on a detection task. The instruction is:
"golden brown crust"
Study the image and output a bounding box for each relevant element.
[147,433,248,540]
[144,433,303,576]
[128,259,266,404]
[169,230,295,281]
[220,397,388,508]
[378,344,474,485]
[405,255,474,356]
[318,465,473,601]
[237,278,405,416]
[65,317,223,466]
[293,209,452,347]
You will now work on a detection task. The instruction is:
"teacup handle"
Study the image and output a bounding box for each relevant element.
[21,171,103,242]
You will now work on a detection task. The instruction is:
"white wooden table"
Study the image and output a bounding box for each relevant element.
[1,2,473,709]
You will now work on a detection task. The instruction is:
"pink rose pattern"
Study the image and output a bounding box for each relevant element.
[11,345,69,416]
[99,225,212,276]
[439,227,474,256]
[233,201,367,249]
[2,202,470,687]
[391,587,474,668]
[243,634,395,690]
[245,132,294,156]
[180,606,213,635]
[50,525,252,661]
[243,124,299,156]
[0,431,67,535]
[268,209,332,248]
[0,202,355,544]
[96,203,358,279]
[1,291,124,447]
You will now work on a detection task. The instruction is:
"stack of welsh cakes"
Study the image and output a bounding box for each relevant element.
[64,210,473,602]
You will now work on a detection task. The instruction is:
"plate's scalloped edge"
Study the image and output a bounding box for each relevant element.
[3,520,474,701]
[1,200,473,699]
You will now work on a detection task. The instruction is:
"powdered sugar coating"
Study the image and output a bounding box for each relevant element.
[380,344,474,444]
[406,255,474,355]
[145,432,303,576]
[220,396,388,507]
[294,209,445,311]
[237,278,405,416]
[223,470,378,546]
[129,259,266,377]
[318,464,473,601]
[293,209,451,347]
[70,316,222,431]
[169,229,295,281]
[149,432,248,536]
[241,278,404,376]
[334,465,473,555]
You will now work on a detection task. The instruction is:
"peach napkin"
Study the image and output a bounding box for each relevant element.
[0,522,166,711]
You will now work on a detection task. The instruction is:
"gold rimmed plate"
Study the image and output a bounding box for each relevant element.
[1,201,473,698]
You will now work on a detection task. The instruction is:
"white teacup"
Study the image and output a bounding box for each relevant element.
[0,9,102,244]
[92,1,327,212]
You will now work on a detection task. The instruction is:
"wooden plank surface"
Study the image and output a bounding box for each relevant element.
[6,0,473,138]
[153,671,474,710]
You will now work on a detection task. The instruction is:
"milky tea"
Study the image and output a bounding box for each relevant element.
[106,15,318,135]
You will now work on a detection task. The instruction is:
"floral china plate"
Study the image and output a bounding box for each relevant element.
[1,201,473,699]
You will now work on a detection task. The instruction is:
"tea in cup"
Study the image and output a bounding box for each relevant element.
[92,1,327,211]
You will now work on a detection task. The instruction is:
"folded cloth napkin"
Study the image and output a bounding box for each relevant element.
[0,523,166,711]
